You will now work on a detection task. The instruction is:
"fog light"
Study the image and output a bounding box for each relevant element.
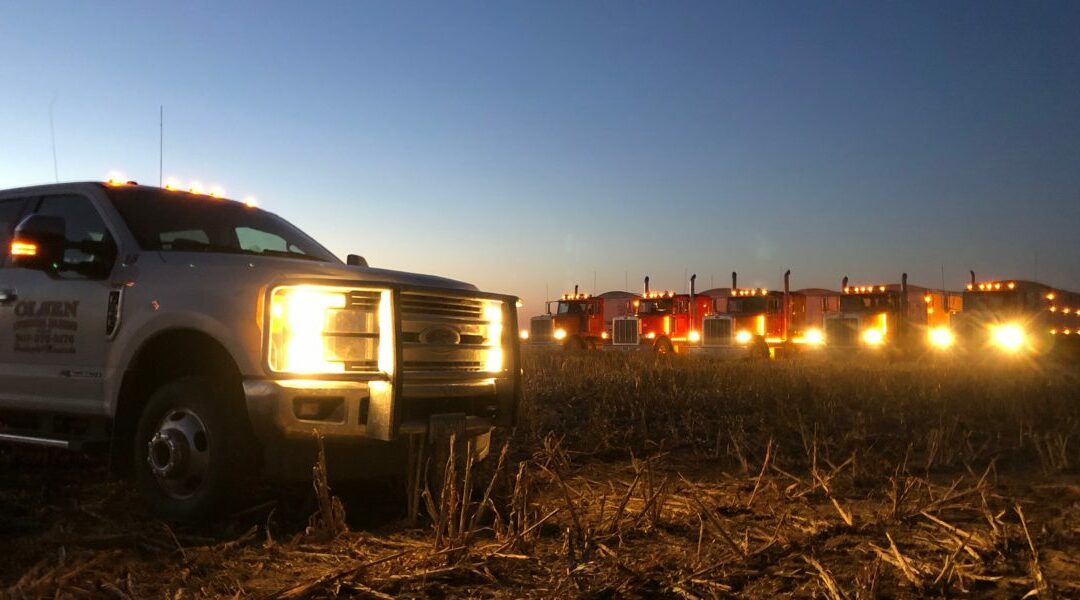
[292,396,345,422]
[928,327,954,349]
[862,329,884,346]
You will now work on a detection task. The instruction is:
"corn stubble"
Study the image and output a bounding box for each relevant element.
[3,352,1080,598]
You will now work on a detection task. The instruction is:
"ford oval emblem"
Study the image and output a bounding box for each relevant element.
[420,325,461,346]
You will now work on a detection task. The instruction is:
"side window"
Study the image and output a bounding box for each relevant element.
[0,197,30,263]
[34,195,117,279]
[236,227,305,255]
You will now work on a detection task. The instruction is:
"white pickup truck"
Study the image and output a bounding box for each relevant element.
[0,181,521,519]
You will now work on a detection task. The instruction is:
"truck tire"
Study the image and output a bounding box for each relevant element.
[134,376,258,521]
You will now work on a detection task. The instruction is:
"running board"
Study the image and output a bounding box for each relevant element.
[0,432,73,449]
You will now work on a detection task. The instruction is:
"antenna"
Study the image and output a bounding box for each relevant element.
[593,270,597,295]
[940,264,945,291]
[159,105,164,187]
[49,95,59,183]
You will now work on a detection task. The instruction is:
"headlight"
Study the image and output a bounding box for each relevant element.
[803,328,824,345]
[553,328,567,340]
[735,330,753,345]
[862,329,885,346]
[991,323,1025,352]
[688,330,701,343]
[928,327,954,349]
[484,301,504,372]
[646,332,657,339]
[268,285,393,376]
[519,329,529,340]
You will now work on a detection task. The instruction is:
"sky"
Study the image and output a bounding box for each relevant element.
[1,1,1078,317]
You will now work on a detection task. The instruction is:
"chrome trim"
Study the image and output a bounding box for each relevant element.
[0,432,71,448]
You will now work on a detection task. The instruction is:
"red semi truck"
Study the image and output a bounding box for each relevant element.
[694,271,833,357]
[950,272,1080,358]
[526,286,638,350]
[610,276,712,354]
[825,274,961,352]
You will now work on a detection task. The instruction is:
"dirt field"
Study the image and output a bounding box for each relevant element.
[2,353,1079,599]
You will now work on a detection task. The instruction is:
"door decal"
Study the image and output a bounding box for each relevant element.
[13,300,80,353]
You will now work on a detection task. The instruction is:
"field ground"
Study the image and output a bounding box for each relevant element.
[2,353,1080,598]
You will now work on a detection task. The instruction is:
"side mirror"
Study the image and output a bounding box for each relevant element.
[11,215,66,271]
[346,254,368,267]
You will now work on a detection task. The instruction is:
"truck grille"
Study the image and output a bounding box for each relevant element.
[400,293,484,324]
[703,316,732,346]
[825,317,859,347]
[399,291,494,375]
[530,316,554,342]
[613,317,639,345]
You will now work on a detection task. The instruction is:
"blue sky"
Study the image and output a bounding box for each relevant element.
[2,1,1078,315]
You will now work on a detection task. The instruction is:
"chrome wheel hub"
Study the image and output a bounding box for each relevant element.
[146,408,210,500]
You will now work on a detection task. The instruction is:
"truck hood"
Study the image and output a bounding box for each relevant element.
[156,252,479,292]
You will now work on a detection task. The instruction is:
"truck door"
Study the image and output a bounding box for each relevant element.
[0,195,34,406]
[0,194,118,415]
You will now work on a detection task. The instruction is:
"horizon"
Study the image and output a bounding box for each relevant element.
[2,2,1078,317]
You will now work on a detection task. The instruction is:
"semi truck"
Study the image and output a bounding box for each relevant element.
[525,287,638,350]
[824,274,961,351]
[695,271,832,357]
[951,272,1080,357]
[610,276,712,354]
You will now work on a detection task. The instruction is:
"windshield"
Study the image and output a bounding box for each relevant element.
[557,301,588,315]
[639,298,673,314]
[840,294,896,313]
[963,291,1019,312]
[727,297,769,315]
[107,187,339,262]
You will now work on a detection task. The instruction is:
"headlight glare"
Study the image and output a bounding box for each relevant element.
[991,324,1025,352]
[268,285,392,376]
[484,301,504,373]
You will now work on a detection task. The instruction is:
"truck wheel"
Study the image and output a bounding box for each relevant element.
[563,337,587,352]
[134,376,257,521]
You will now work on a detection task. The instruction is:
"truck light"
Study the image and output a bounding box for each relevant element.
[601,331,609,340]
[106,172,129,186]
[862,329,885,346]
[1047,293,1056,300]
[519,329,529,340]
[928,327,954,349]
[10,241,37,256]
[646,332,657,339]
[188,181,205,195]
[688,330,701,343]
[735,330,753,345]
[553,328,567,340]
[990,324,1025,352]
[243,196,258,208]
[209,186,226,198]
[802,328,824,345]
[483,302,504,373]
[163,178,182,191]
[268,285,393,376]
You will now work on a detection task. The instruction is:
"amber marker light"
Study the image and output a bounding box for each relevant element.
[519,329,529,340]
[10,241,37,256]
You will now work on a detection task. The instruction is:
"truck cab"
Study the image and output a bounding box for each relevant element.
[610,276,711,353]
[953,276,1077,357]
[527,287,608,350]
[825,274,959,351]
[0,181,521,519]
[696,272,829,357]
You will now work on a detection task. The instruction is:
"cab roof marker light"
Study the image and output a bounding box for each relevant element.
[243,196,258,208]
[209,186,226,198]
[163,178,182,191]
[188,181,204,195]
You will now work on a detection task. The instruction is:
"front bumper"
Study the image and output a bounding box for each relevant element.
[243,376,511,444]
